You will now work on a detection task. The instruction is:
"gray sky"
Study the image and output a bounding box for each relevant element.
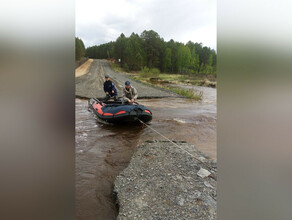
[76,0,216,50]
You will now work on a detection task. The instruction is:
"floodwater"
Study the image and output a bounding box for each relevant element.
[75,86,216,220]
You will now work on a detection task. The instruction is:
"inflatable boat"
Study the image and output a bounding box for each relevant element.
[88,98,152,123]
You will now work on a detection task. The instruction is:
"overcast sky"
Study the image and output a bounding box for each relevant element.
[76,0,216,50]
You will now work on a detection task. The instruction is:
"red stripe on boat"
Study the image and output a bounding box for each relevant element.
[103,113,113,116]
[145,110,151,114]
[93,102,103,115]
[115,111,126,115]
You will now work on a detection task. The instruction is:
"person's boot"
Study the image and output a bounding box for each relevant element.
[103,95,110,102]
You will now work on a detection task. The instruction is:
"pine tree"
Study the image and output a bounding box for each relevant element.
[163,48,172,72]
[191,47,199,73]
[207,54,213,74]
[177,44,184,73]
[182,46,191,73]
[140,30,163,69]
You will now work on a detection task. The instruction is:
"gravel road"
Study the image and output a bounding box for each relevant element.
[75,59,179,99]
[114,140,217,220]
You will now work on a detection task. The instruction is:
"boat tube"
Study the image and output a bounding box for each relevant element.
[88,98,152,123]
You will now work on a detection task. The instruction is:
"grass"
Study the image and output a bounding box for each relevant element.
[128,74,202,100]
[109,62,124,73]
[132,71,216,88]
[166,86,203,100]
[156,73,216,87]
[140,66,160,78]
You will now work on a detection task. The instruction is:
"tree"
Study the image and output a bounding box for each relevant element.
[114,33,127,65]
[163,48,172,72]
[182,46,191,73]
[206,54,213,74]
[75,37,85,60]
[176,44,184,73]
[190,47,200,73]
[124,33,145,70]
[166,39,178,72]
[177,44,191,73]
[140,30,163,69]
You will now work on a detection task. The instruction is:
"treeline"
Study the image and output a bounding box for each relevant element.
[85,30,216,74]
[75,37,86,61]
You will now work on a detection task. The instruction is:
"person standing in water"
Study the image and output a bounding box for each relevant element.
[103,75,118,102]
[123,81,138,104]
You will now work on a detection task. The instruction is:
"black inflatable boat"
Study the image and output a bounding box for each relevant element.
[88,98,152,123]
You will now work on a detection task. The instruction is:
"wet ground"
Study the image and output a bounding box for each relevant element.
[75,85,216,220]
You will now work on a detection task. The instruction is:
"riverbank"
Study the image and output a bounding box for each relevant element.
[109,61,216,88]
[114,140,217,219]
[109,61,216,99]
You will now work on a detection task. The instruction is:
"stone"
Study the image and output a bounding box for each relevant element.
[204,181,213,188]
[197,168,211,178]
[178,197,185,206]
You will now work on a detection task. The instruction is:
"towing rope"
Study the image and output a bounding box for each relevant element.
[138,119,217,174]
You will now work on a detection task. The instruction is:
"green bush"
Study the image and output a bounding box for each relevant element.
[140,66,161,78]
[167,87,202,100]
[140,66,151,77]
[151,68,160,76]
[123,63,129,72]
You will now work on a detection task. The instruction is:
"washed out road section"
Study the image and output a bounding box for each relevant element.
[75,59,179,99]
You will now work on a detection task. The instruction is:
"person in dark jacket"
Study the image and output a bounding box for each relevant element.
[103,75,118,102]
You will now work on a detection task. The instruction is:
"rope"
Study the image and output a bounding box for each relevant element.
[138,119,217,174]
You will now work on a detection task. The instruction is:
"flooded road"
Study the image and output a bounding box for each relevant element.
[75,86,216,219]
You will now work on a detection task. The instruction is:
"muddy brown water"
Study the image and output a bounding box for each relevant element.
[75,86,216,220]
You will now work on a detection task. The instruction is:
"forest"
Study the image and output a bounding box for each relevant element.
[76,30,216,74]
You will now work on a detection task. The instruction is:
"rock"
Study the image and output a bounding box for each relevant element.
[177,197,185,206]
[198,156,207,162]
[204,181,213,189]
[197,168,211,178]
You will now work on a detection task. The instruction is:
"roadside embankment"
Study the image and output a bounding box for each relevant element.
[114,140,217,220]
[75,59,93,77]
[75,57,89,68]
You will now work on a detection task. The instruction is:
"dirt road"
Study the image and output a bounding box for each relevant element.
[75,59,179,99]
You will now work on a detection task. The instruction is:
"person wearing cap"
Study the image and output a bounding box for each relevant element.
[103,75,118,102]
[123,81,138,104]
